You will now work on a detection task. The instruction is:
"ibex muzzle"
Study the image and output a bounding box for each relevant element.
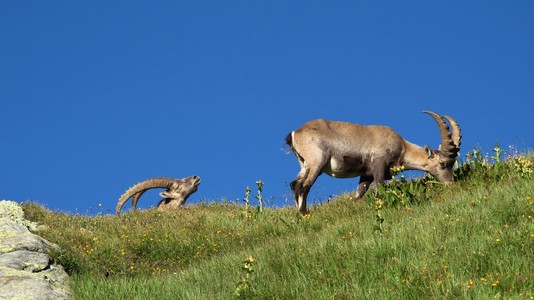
[286,111,461,214]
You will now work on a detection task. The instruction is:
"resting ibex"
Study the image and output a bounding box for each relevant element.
[115,176,201,214]
[286,111,461,214]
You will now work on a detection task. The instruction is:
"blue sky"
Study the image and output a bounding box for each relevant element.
[1,1,533,214]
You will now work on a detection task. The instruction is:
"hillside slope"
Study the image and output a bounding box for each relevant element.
[23,153,533,299]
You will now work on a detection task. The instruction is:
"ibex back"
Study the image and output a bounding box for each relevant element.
[286,111,461,214]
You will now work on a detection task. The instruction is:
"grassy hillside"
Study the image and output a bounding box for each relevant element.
[22,150,533,299]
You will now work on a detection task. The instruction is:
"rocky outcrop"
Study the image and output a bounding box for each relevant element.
[0,200,71,300]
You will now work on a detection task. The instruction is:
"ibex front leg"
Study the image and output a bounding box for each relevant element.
[355,175,373,199]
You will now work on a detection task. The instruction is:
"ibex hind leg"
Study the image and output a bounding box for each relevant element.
[290,168,308,208]
[290,167,322,214]
[298,167,323,214]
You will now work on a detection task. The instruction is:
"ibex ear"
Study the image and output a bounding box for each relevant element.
[424,145,434,159]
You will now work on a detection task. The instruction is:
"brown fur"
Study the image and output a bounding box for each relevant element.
[286,111,461,214]
[116,176,201,214]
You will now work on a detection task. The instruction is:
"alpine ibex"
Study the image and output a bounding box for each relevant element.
[286,111,461,214]
[116,176,201,214]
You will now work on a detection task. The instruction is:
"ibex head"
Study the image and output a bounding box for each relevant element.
[158,176,201,204]
[116,176,201,214]
[422,111,462,183]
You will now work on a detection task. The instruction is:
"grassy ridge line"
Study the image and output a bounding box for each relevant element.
[22,154,534,299]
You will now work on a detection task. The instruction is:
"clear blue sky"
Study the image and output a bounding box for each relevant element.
[1,1,533,214]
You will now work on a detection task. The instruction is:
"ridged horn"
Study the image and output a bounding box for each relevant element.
[131,190,147,211]
[442,115,461,150]
[116,177,175,214]
[423,111,458,160]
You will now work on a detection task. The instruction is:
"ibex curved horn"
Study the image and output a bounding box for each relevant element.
[423,110,460,161]
[443,115,461,150]
[115,177,177,215]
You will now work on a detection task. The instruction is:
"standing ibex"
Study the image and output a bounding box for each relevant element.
[116,176,201,214]
[286,111,461,214]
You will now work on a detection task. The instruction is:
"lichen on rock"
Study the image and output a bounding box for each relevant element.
[0,200,40,231]
[0,200,72,300]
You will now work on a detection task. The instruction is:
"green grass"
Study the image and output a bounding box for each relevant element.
[22,152,534,299]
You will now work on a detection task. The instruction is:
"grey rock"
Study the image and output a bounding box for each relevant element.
[0,250,50,271]
[0,200,72,300]
[0,200,39,231]
[0,268,70,300]
[0,220,54,254]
